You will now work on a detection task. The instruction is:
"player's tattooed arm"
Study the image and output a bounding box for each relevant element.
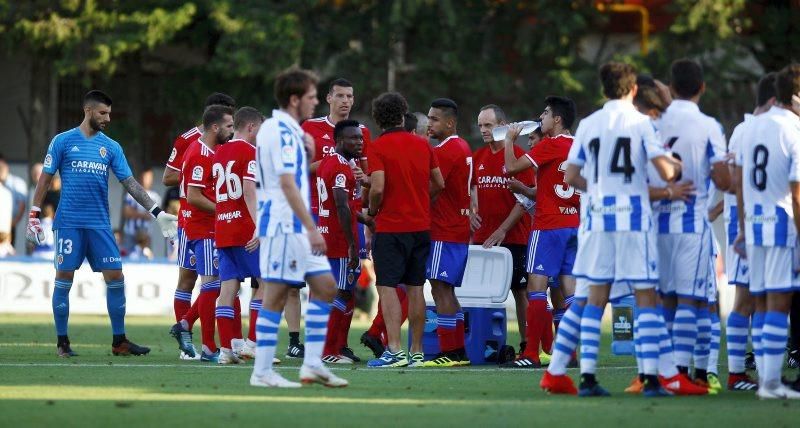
[120,177,158,210]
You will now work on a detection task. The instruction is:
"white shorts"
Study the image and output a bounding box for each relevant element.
[572,230,659,289]
[746,245,799,295]
[707,253,718,304]
[656,226,713,301]
[259,234,331,287]
[726,244,749,287]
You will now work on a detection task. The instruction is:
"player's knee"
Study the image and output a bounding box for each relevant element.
[102,270,123,282]
[55,270,75,281]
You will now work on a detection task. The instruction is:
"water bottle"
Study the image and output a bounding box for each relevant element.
[491,121,541,142]
[611,295,636,355]
[514,193,535,215]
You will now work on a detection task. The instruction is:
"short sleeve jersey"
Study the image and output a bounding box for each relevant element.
[430,136,472,243]
[302,116,372,214]
[567,100,665,232]
[43,128,132,229]
[166,127,202,228]
[525,135,581,230]
[256,109,310,237]
[181,139,217,240]
[317,153,358,258]
[368,128,438,233]
[471,144,534,245]
[723,114,754,244]
[213,139,257,248]
[739,107,800,247]
[651,100,727,234]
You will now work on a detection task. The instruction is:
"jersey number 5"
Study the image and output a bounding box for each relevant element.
[213,161,243,202]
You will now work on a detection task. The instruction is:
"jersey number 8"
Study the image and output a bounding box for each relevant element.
[751,144,768,191]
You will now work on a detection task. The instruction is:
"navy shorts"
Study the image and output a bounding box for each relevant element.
[426,241,469,287]
[329,257,361,291]
[218,246,260,282]
[187,238,218,277]
[176,227,196,271]
[526,227,578,277]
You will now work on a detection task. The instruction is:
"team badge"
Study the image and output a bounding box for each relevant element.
[57,254,63,265]
[247,160,256,175]
[168,148,177,162]
[99,147,107,158]
[289,260,297,271]
[192,166,203,181]
[334,173,347,188]
[213,257,219,269]
[272,261,280,271]
[44,154,53,168]
[189,255,197,266]
[347,272,355,284]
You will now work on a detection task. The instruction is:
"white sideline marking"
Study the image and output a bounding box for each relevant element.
[0,362,638,373]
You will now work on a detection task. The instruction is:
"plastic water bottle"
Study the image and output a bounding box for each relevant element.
[492,121,541,142]
[514,193,535,215]
[611,295,636,355]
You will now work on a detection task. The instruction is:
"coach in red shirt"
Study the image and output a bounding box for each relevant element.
[364,92,444,368]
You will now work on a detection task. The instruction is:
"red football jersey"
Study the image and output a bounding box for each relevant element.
[182,139,217,240]
[213,139,257,248]
[431,135,473,243]
[368,128,438,233]
[166,127,202,228]
[302,116,372,215]
[471,144,535,245]
[317,153,358,258]
[524,134,580,230]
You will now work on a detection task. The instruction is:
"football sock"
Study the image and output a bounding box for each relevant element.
[248,299,262,342]
[437,313,458,353]
[579,304,603,375]
[105,279,126,336]
[455,311,465,349]
[752,311,765,373]
[254,309,281,375]
[671,304,697,368]
[634,317,644,375]
[183,298,200,331]
[304,299,331,367]
[708,311,721,374]
[548,299,584,376]
[638,308,661,376]
[173,289,192,322]
[215,305,235,349]
[662,305,676,333]
[341,297,356,349]
[233,297,242,339]
[692,307,711,374]
[726,311,749,374]
[762,311,788,387]
[791,292,800,351]
[542,304,554,354]
[53,279,73,337]
[656,311,678,378]
[324,297,347,356]
[199,280,221,353]
[525,292,548,359]
[289,331,301,347]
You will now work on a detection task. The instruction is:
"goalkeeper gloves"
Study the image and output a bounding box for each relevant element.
[26,207,45,245]
[150,204,178,240]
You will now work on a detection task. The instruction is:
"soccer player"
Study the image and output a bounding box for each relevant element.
[724,72,776,391]
[365,92,444,368]
[165,92,235,359]
[27,90,178,357]
[302,78,373,362]
[175,104,235,362]
[471,104,533,354]
[503,96,580,368]
[421,98,473,367]
[543,62,680,396]
[653,59,730,386]
[211,106,268,364]
[734,64,800,399]
[250,68,347,388]
[318,120,374,364]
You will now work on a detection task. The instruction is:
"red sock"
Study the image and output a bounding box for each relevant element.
[339,298,356,350]
[216,315,233,350]
[541,306,554,354]
[199,288,219,353]
[174,291,192,322]
[437,326,457,352]
[233,297,243,340]
[324,309,343,356]
[525,298,548,360]
[456,315,465,349]
[248,304,260,342]
[184,298,200,331]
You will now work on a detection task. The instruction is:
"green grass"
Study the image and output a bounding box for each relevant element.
[0,314,798,427]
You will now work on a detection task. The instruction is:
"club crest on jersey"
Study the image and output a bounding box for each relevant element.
[189,255,197,267]
[57,254,63,265]
[335,173,347,188]
[192,166,203,181]
[99,147,107,158]
[168,148,177,162]
[44,154,53,168]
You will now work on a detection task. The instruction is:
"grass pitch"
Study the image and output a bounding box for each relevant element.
[0,314,798,427]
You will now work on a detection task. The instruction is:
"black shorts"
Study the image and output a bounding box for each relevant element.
[501,244,528,289]
[249,277,259,289]
[373,231,430,287]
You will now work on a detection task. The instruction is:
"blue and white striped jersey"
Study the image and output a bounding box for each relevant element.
[738,107,800,247]
[255,109,309,237]
[723,114,754,245]
[650,100,727,234]
[43,128,132,229]
[567,100,665,232]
